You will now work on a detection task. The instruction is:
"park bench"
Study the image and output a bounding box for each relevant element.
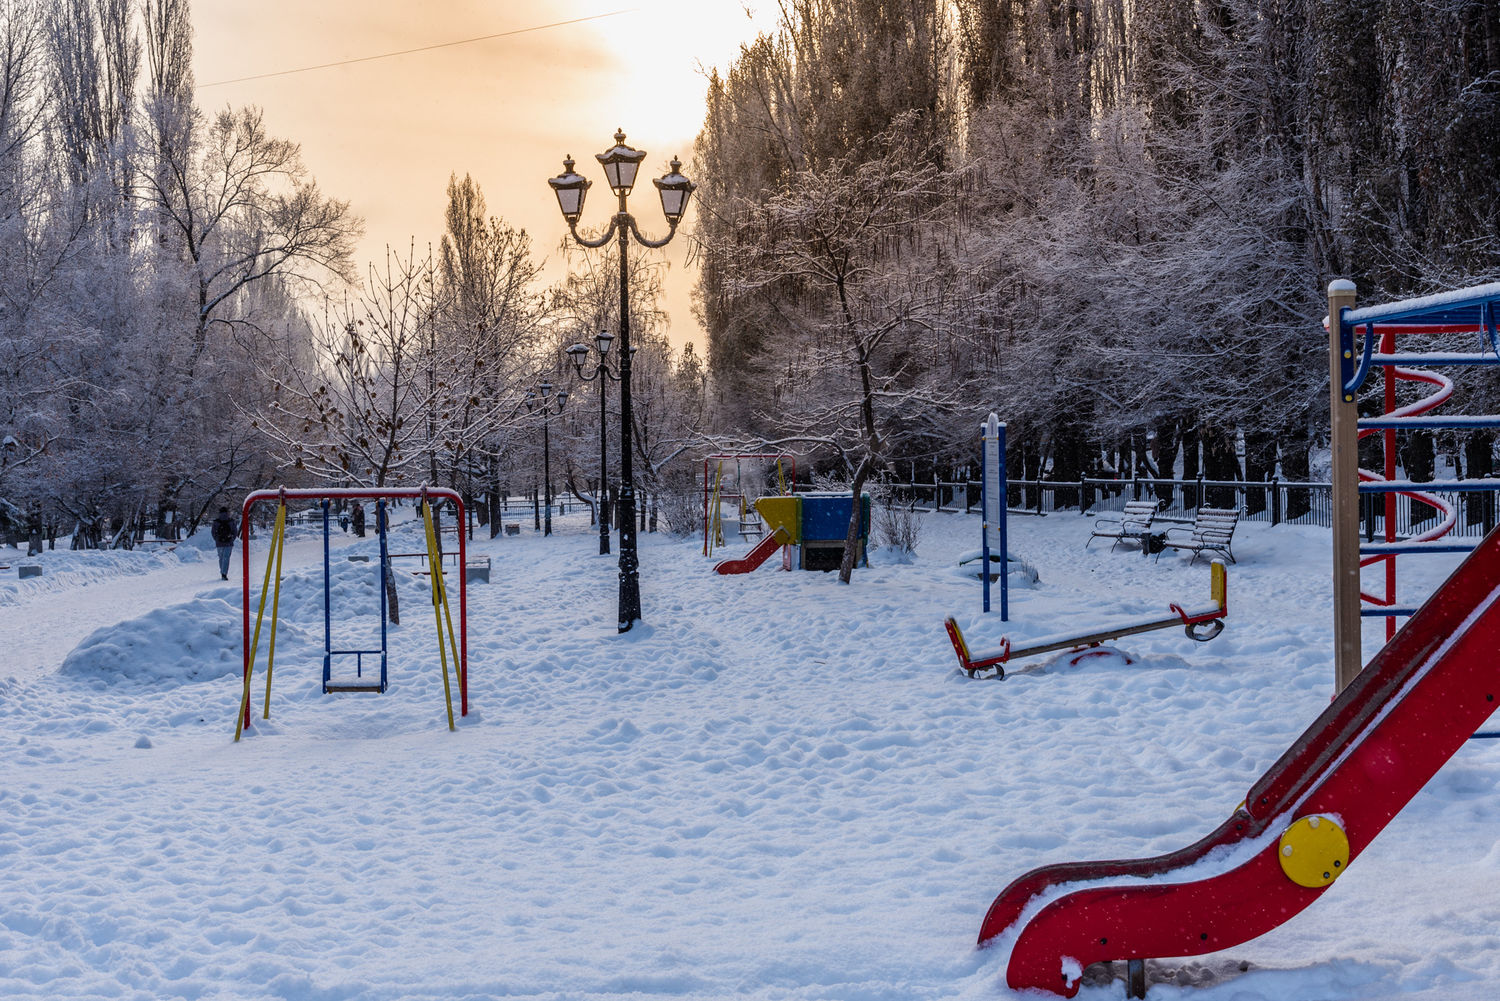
[1085,499,1160,552]
[1157,506,1240,564]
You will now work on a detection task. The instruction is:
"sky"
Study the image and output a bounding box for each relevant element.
[191,1,778,355]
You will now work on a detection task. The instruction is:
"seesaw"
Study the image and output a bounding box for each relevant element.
[943,560,1227,679]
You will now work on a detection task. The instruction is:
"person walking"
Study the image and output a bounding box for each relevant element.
[351,502,366,538]
[210,506,238,580]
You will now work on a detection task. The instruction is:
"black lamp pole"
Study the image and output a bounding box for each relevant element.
[567,333,619,556]
[549,131,696,633]
[524,383,567,536]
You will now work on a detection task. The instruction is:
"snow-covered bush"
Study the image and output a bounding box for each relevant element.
[657,488,702,539]
[872,484,923,562]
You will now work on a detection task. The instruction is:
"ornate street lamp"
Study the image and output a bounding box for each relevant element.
[524,381,568,536]
[567,332,619,556]
[549,130,696,633]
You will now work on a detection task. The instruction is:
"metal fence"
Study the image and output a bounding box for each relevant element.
[883,474,1500,538]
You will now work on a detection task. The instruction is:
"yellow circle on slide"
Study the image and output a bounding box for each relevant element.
[1278,815,1350,888]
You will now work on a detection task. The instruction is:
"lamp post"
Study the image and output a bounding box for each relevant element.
[567,332,620,556]
[524,382,568,536]
[549,130,696,633]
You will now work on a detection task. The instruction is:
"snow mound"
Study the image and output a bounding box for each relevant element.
[58,595,243,685]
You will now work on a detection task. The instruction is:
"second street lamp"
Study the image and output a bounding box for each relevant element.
[567,332,619,556]
[524,382,568,537]
[549,130,696,633]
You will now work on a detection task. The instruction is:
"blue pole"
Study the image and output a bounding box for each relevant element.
[998,423,1009,622]
[377,499,389,693]
[981,433,992,614]
[322,499,332,691]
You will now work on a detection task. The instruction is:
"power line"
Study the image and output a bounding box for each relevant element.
[198,9,638,89]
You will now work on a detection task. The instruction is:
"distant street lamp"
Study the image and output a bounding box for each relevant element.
[549,130,696,633]
[524,382,568,536]
[567,332,621,556]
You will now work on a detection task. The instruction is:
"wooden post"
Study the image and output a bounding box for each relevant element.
[1328,279,1362,691]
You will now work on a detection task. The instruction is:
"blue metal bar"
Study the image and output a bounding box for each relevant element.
[1361,542,1477,555]
[981,429,990,616]
[998,422,1008,622]
[1357,416,1500,430]
[322,499,332,691]
[377,499,389,693]
[1344,282,1500,325]
[1340,308,1373,395]
[1361,607,1419,618]
[1358,480,1500,492]
[1369,352,1500,366]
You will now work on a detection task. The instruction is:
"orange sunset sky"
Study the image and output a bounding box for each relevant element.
[191,1,777,353]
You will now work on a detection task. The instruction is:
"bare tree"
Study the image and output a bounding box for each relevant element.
[257,246,438,487]
[135,103,361,376]
[713,114,970,581]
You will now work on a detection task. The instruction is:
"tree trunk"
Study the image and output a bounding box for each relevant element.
[385,564,400,625]
[1181,422,1201,508]
[839,457,873,584]
[1153,417,1180,508]
[1051,423,1084,509]
[1464,431,1494,528]
[1280,424,1314,521]
[1243,430,1278,516]
[1400,430,1437,527]
[1201,427,1242,508]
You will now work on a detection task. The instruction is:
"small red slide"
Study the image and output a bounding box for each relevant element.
[979,524,1500,996]
[714,534,784,574]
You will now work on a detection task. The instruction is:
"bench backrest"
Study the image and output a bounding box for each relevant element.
[1192,507,1239,541]
[1121,499,1159,529]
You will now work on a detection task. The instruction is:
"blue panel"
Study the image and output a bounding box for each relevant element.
[799,493,870,542]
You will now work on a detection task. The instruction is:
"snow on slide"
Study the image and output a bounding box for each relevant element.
[713,533,784,574]
[979,524,1500,996]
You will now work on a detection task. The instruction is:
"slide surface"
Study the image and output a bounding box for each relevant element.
[714,533,784,575]
[979,525,1500,996]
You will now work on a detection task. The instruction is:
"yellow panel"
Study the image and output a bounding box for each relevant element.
[1277,814,1350,888]
[755,496,802,545]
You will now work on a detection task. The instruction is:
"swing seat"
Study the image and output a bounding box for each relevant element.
[324,679,386,693]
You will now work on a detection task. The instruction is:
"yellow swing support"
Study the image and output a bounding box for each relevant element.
[421,498,462,731]
[236,502,287,742]
[706,459,726,556]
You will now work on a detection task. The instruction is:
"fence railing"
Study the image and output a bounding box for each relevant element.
[883,474,1500,538]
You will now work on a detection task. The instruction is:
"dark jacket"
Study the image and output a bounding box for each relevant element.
[211,512,237,547]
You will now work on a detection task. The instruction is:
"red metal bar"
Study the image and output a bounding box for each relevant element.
[240,496,253,731]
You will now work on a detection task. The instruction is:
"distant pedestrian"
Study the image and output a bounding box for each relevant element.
[351,502,366,538]
[210,506,238,580]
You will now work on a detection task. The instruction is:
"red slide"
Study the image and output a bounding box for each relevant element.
[979,524,1500,997]
[714,534,784,575]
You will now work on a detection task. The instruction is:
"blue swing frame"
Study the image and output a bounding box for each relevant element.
[321,498,390,693]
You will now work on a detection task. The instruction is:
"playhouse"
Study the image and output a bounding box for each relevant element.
[714,492,871,574]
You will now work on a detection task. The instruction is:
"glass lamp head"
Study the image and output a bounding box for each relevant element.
[654,156,697,224]
[597,129,648,196]
[548,156,591,224]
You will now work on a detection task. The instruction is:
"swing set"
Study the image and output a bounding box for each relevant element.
[702,453,796,557]
[233,487,469,741]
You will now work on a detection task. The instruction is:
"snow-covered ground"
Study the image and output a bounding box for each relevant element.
[2,503,1498,1001]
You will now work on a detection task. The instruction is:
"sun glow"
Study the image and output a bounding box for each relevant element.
[570,1,775,153]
